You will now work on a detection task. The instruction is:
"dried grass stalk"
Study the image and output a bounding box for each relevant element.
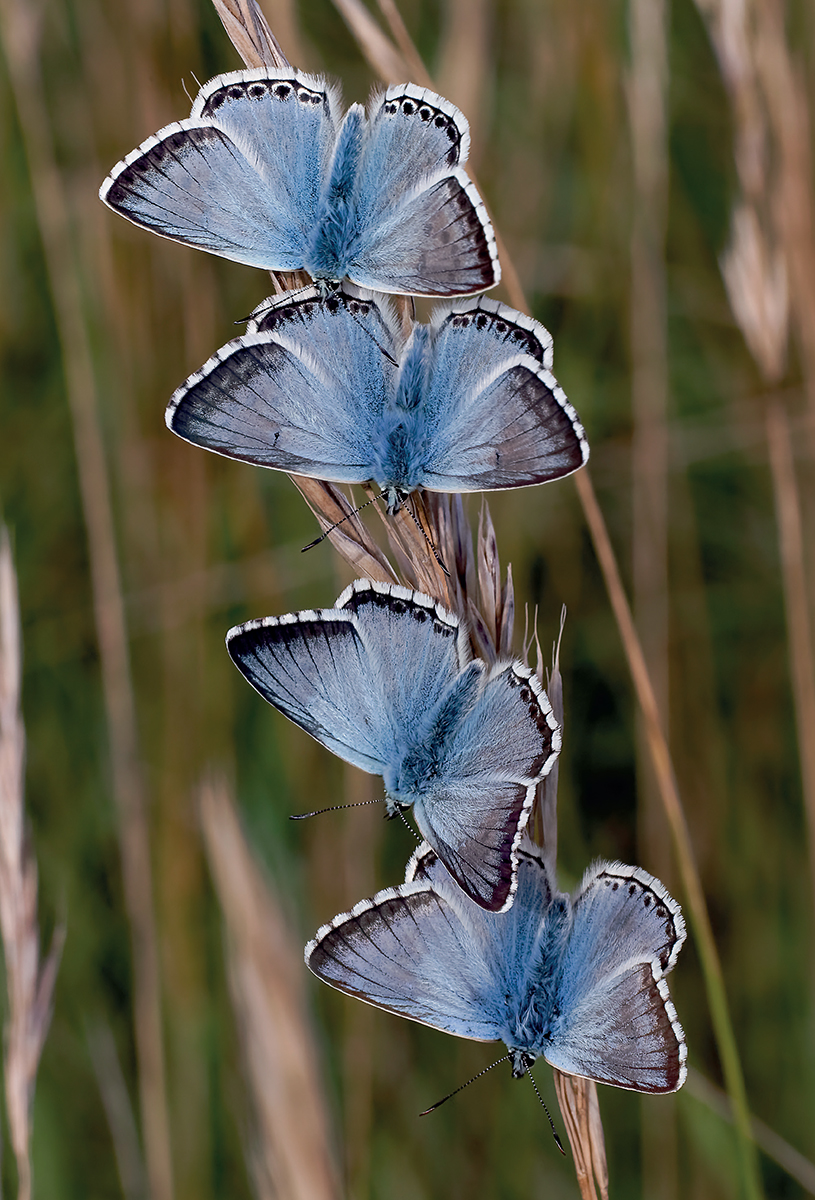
[0,529,64,1200]
[765,401,815,917]
[552,1071,609,1200]
[200,775,340,1200]
[0,1,174,1194]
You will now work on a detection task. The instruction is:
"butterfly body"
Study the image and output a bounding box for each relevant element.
[167,288,589,505]
[307,840,687,1093]
[101,69,500,296]
[227,580,560,911]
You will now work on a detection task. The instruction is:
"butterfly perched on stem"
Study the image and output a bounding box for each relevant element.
[307,838,687,1095]
[100,69,500,297]
[227,579,560,912]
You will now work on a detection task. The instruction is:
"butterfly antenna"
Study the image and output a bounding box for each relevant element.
[403,500,450,577]
[290,798,383,820]
[342,300,399,366]
[419,1055,510,1116]
[301,491,387,552]
[525,1068,565,1155]
[395,808,422,843]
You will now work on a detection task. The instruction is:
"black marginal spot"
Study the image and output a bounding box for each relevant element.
[402,99,416,115]
[384,101,398,115]
[274,83,292,100]
[248,83,267,99]
[209,91,227,111]
[228,85,244,100]
[419,106,431,121]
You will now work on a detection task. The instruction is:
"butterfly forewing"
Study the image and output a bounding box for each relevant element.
[227,582,466,780]
[306,879,503,1041]
[167,288,397,477]
[101,69,339,269]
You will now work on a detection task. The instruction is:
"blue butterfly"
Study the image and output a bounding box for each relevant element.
[307,837,687,1094]
[227,579,560,913]
[99,69,500,297]
[166,286,588,512]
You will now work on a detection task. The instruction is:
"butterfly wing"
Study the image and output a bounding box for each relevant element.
[308,842,562,1045]
[100,69,339,270]
[414,664,560,912]
[414,300,588,492]
[306,847,504,1040]
[227,581,468,778]
[166,287,398,481]
[345,86,499,295]
[544,862,687,1092]
[335,581,470,737]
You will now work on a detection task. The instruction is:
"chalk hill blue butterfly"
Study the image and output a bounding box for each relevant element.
[100,69,500,296]
[166,286,588,512]
[307,837,687,1094]
[227,579,560,913]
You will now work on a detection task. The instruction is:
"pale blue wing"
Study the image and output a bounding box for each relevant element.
[335,581,469,738]
[544,862,688,1092]
[412,300,588,491]
[166,287,399,480]
[347,170,500,296]
[227,581,468,777]
[100,69,339,270]
[306,843,564,1045]
[342,86,498,295]
[305,874,504,1042]
[226,609,394,774]
[412,663,560,912]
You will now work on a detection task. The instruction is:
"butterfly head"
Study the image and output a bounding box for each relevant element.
[382,485,408,515]
[508,1048,537,1079]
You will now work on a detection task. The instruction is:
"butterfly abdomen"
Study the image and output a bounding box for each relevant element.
[305,105,366,282]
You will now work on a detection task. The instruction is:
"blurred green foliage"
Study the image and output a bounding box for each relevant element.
[0,0,813,1196]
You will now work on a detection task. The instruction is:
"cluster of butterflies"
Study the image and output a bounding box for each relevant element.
[101,66,687,1109]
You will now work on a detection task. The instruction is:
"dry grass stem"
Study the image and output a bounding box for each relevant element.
[211,0,294,70]
[200,775,340,1200]
[574,468,763,1199]
[722,203,788,383]
[87,1021,147,1200]
[765,400,815,916]
[0,529,64,1200]
[0,2,174,1194]
[552,1071,609,1200]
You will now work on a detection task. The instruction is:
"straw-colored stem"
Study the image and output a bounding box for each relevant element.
[200,775,340,1200]
[627,0,675,1187]
[0,5,173,1197]
[765,400,815,916]
[574,467,763,1200]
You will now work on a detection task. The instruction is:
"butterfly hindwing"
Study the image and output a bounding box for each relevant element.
[413,664,560,912]
[167,287,399,478]
[416,300,588,491]
[544,863,687,1092]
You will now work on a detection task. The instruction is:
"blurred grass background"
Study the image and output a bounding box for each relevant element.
[0,0,814,1196]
